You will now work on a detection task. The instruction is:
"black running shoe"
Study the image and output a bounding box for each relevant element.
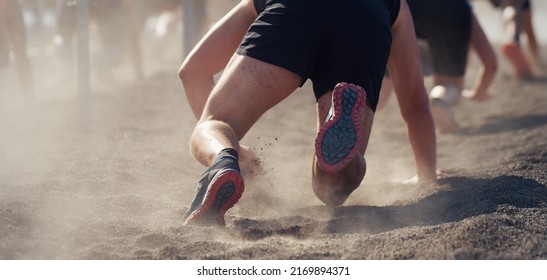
[183,149,244,226]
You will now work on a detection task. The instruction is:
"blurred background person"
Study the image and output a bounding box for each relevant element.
[487,0,540,79]
[378,0,498,134]
[53,0,143,82]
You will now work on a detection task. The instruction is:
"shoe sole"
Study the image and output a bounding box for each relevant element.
[315,83,366,173]
[430,99,458,134]
[183,169,244,226]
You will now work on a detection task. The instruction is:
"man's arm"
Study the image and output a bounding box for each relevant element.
[386,0,437,182]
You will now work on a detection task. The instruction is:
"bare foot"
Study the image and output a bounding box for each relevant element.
[402,169,447,185]
[462,89,490,102]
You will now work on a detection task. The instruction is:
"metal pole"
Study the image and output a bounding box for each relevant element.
[76,0,90,130]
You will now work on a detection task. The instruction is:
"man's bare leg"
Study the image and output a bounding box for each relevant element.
[185,54,301,225]
[522,8,542,73]
[463,12,497,102]
[191,54,302,165]
[179,0,259,174]
[501,0,533,79]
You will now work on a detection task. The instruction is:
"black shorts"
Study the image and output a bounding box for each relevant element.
[407,0,472,77]
[253,0,266,14]
[237,0,397,112]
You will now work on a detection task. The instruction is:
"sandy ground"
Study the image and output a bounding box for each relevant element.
[0,1,546,260]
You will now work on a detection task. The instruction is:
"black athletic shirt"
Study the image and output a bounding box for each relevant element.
[254,0,400,25]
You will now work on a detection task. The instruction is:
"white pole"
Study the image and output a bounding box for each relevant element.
[76,0,90,130]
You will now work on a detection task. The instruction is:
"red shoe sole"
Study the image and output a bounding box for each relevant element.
[315,83,366,173]
[183,169,244,226]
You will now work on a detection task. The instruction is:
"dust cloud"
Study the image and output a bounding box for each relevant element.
[1,0,546,260]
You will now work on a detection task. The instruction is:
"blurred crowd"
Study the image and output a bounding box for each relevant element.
[0,0,213,104]
[0,0,544,106]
